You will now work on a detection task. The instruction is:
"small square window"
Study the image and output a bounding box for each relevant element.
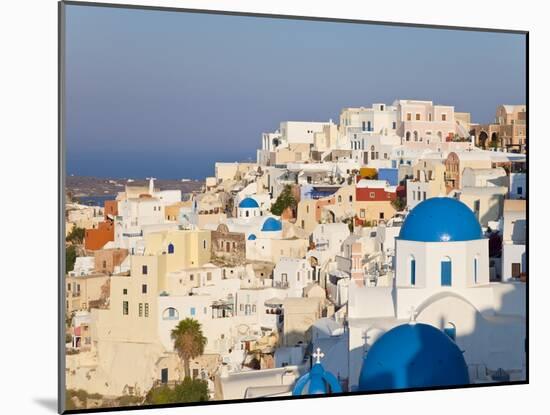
[142,265,148,275]
[142,284,147,294]
[123,288,127,295]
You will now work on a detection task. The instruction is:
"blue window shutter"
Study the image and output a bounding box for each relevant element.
[441,260,452,286]
[410,259,416,285]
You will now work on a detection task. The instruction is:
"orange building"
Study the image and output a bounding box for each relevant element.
[103,200,118,219]
[84,220,114,251]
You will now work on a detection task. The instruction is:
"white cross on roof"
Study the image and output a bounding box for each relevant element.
[313,347,325,364]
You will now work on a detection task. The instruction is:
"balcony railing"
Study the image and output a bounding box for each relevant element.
[273,281,289,289]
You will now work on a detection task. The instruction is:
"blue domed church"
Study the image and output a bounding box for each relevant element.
[335,197,526,391]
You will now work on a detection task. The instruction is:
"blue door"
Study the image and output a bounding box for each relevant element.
[441,260,452,286]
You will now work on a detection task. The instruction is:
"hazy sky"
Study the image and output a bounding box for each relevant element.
[64,4,526,179]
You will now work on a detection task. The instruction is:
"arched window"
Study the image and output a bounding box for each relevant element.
[441,256,452,286]
[414,131,418,141]
[168,243,174,254]
[473,255,479,284]
[406,131,411,141]
[338,195,342,203]
[162,307,179,320]
[246,210,249,217]
[410,256,416,286]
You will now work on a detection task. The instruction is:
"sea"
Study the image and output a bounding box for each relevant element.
[75,195,116,207]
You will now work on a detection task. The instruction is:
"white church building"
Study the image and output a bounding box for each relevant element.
[317,197,525,391]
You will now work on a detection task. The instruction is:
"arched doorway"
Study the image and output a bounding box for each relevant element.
[478,131,488,149]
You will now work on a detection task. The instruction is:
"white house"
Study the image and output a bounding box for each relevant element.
[273,258,314,297]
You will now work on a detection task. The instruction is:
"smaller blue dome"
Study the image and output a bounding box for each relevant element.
[238,197,259,208]
[248,234,257,240]
[399,197,483,242]
[292,351,342,396]
[261,217,282,232]
[358,323,469,391]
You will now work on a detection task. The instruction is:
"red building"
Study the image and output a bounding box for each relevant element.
[355,179,397,202]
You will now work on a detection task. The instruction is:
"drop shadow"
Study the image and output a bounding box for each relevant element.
[34,397,58,413]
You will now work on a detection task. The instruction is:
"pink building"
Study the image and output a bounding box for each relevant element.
[394,99,459,143]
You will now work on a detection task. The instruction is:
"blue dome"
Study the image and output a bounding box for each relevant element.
[247,234,257,240]
[261,217,282,232]
[292,358,342,396]
[399,197,482,242]
[238,197,259,209]
[358,323,469,391]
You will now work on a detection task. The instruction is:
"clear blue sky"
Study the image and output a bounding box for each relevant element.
[64,4,526,179]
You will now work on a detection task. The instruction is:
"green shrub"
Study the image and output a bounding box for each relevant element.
[66,245,77,272]
[145,378,209,405]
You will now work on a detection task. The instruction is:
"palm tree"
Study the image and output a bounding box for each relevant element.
[171,318,207,379]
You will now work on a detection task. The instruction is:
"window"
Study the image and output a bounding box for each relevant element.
[517,186,523,195]
[360,209,366,218]
[474,257,479,284]
[123,288,127,295]
[392,121,396,129]
[67,283,71,291]
[349,195,353,202]
[163,307,179,320]
[252,305,257,313]
[410,257,416,286]
[144,303,149,317]
[428,113,432,121]
[379,212,384,219]
[417,191,421,200]
[207,272,212,281]
[142,265,148,275]
[338,195,342,202]
[102,260,107,268]
[441,257,452,286]
[367,121,372,131]
[139,303,143,317]
[190,307,196,316]
[412,192,415,201]
[240,304,244,311]
[297,272,300,282]
[369,192,375,198]
[380,105,384,111]
[423,192,427,200]
[168,243,174,254]
[442,114,447,121]
[415,113,421,121]
[189,274,195,281]
[406,113,412,121]
[362,121,366,131]
[203,240,207,249]
[123,301,129,315]
[161,368,168,384]
[142,284,147,294]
